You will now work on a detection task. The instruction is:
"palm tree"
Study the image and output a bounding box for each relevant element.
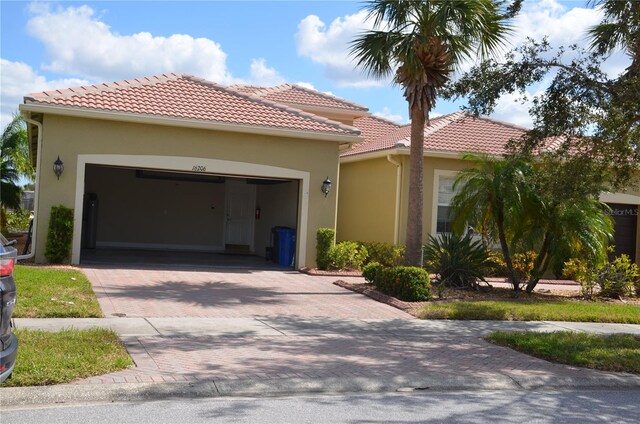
[450,154,532,290]
[1,113,33,229]
[350,0,512,265]
[588,0,640,75]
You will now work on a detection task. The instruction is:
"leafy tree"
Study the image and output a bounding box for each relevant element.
[1,113,34,230]
[350,0,513,265]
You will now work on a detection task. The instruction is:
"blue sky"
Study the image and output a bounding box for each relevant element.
[0,1,628,129]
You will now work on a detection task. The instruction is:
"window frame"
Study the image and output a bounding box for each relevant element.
[431,169,459,235]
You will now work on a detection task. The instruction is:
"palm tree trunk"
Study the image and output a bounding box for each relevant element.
[496,204,519,291]
[405,103,426,266]
[526,231,552,293]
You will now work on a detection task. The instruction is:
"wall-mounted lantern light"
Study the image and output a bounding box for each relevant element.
[53,156,64,180]
[321,176,332,197]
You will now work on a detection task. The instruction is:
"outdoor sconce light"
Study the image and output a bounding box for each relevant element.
[321,176,332,197]
[53,156,64,180]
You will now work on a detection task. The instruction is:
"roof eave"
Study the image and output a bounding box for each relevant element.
[20,103,363,144]
[340,148,501,163]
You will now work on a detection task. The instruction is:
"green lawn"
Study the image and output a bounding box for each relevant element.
[417,300,640,323]
[13,266,103,318]
[1,328,134,387]
[486,331,640,374]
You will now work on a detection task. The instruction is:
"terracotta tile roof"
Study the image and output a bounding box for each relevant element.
[230,83,368,112]
[25,74,360,137]
[341,112,527,158]
[353,115,402,143]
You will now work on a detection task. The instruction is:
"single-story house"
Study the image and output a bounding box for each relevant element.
[338,112,640,266]
[19,74,639,267]
[19,74,366,267]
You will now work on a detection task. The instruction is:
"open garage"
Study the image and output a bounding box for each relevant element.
[80,164,300,268]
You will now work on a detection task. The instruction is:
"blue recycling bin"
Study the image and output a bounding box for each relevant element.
[273,227,296,267]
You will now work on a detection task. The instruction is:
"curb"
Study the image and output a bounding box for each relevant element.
[2,374,640,408]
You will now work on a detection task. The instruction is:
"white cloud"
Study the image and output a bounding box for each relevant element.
[295,12,386,87]
[0,59,88,128]
[26,4,235,83]
[373,107,407,124]
[247,58,286,86]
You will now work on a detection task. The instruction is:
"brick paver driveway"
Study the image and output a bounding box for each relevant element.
[82,266,409,319]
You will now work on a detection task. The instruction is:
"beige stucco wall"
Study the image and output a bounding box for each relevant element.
[336,157,397,243]
[34,113,340,267]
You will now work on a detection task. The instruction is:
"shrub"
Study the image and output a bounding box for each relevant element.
[44,205,74,264]
[329,241,368,271]
[359,241,405,267]
[423,232,489,289]
[316,228,335,270]
[362,261,384,284]
[5,209,31,233]
[512,251,537,282]
[374,266,432,301]
[595,255,639,298]
[485,250,507,277]
[563,255,640,299]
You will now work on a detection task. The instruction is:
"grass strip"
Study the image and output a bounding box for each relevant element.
[486,331,640,374]
[418,300,640,323]
[1,328,134,387]
[13,266,103,318]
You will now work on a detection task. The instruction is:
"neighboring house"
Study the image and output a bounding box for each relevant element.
[18,75,640,267]
[19,74,364,267]
[338,112,640,266]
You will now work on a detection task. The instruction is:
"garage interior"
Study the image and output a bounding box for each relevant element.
[80,164,299,268]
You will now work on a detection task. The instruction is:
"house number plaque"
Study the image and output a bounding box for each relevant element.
[192,165,206,172]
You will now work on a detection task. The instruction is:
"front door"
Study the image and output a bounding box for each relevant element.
[225,179,256,250]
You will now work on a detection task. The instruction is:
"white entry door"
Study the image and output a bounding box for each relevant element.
[224,179,256,249]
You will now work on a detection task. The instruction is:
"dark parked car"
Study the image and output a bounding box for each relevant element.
[0,233,18,383]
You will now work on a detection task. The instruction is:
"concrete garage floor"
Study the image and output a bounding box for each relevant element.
[81,248,290,270]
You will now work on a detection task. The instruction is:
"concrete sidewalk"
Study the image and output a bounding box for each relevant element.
[3,317,639,407]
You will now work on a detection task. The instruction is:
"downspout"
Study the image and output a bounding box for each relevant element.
[386,154,402,244]
[18,113,42,261]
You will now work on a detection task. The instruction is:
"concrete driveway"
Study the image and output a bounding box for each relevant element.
[82,266,410,319]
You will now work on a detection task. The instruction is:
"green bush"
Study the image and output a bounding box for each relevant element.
[563,255,640,299]
[5,209,31,233]
[329,241,368,271]
[512,251,537,282]
[359,241,405,267]
[44,205,74,264]
[595,255,639,298]
[484,250,508,277]
[362,261,384,284]
[373,266,432,301]
[316,228,335,270]
[423,232,489,289]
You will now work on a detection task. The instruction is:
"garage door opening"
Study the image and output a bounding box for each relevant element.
[80,164,300,268]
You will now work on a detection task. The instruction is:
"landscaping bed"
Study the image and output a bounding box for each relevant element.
[336,280,640,323]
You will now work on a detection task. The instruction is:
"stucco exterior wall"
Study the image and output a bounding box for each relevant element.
[34,113,340,267]
[336,157,397,242]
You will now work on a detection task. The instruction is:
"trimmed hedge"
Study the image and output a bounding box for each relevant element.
[44,205,74,264]
[359,241,405,267]
[316,228,335,270]
[365,263,432,301]
[329,241,368,271]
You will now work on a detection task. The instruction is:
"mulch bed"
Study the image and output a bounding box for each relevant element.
[334,280,640,316]
[300,267,362,277]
